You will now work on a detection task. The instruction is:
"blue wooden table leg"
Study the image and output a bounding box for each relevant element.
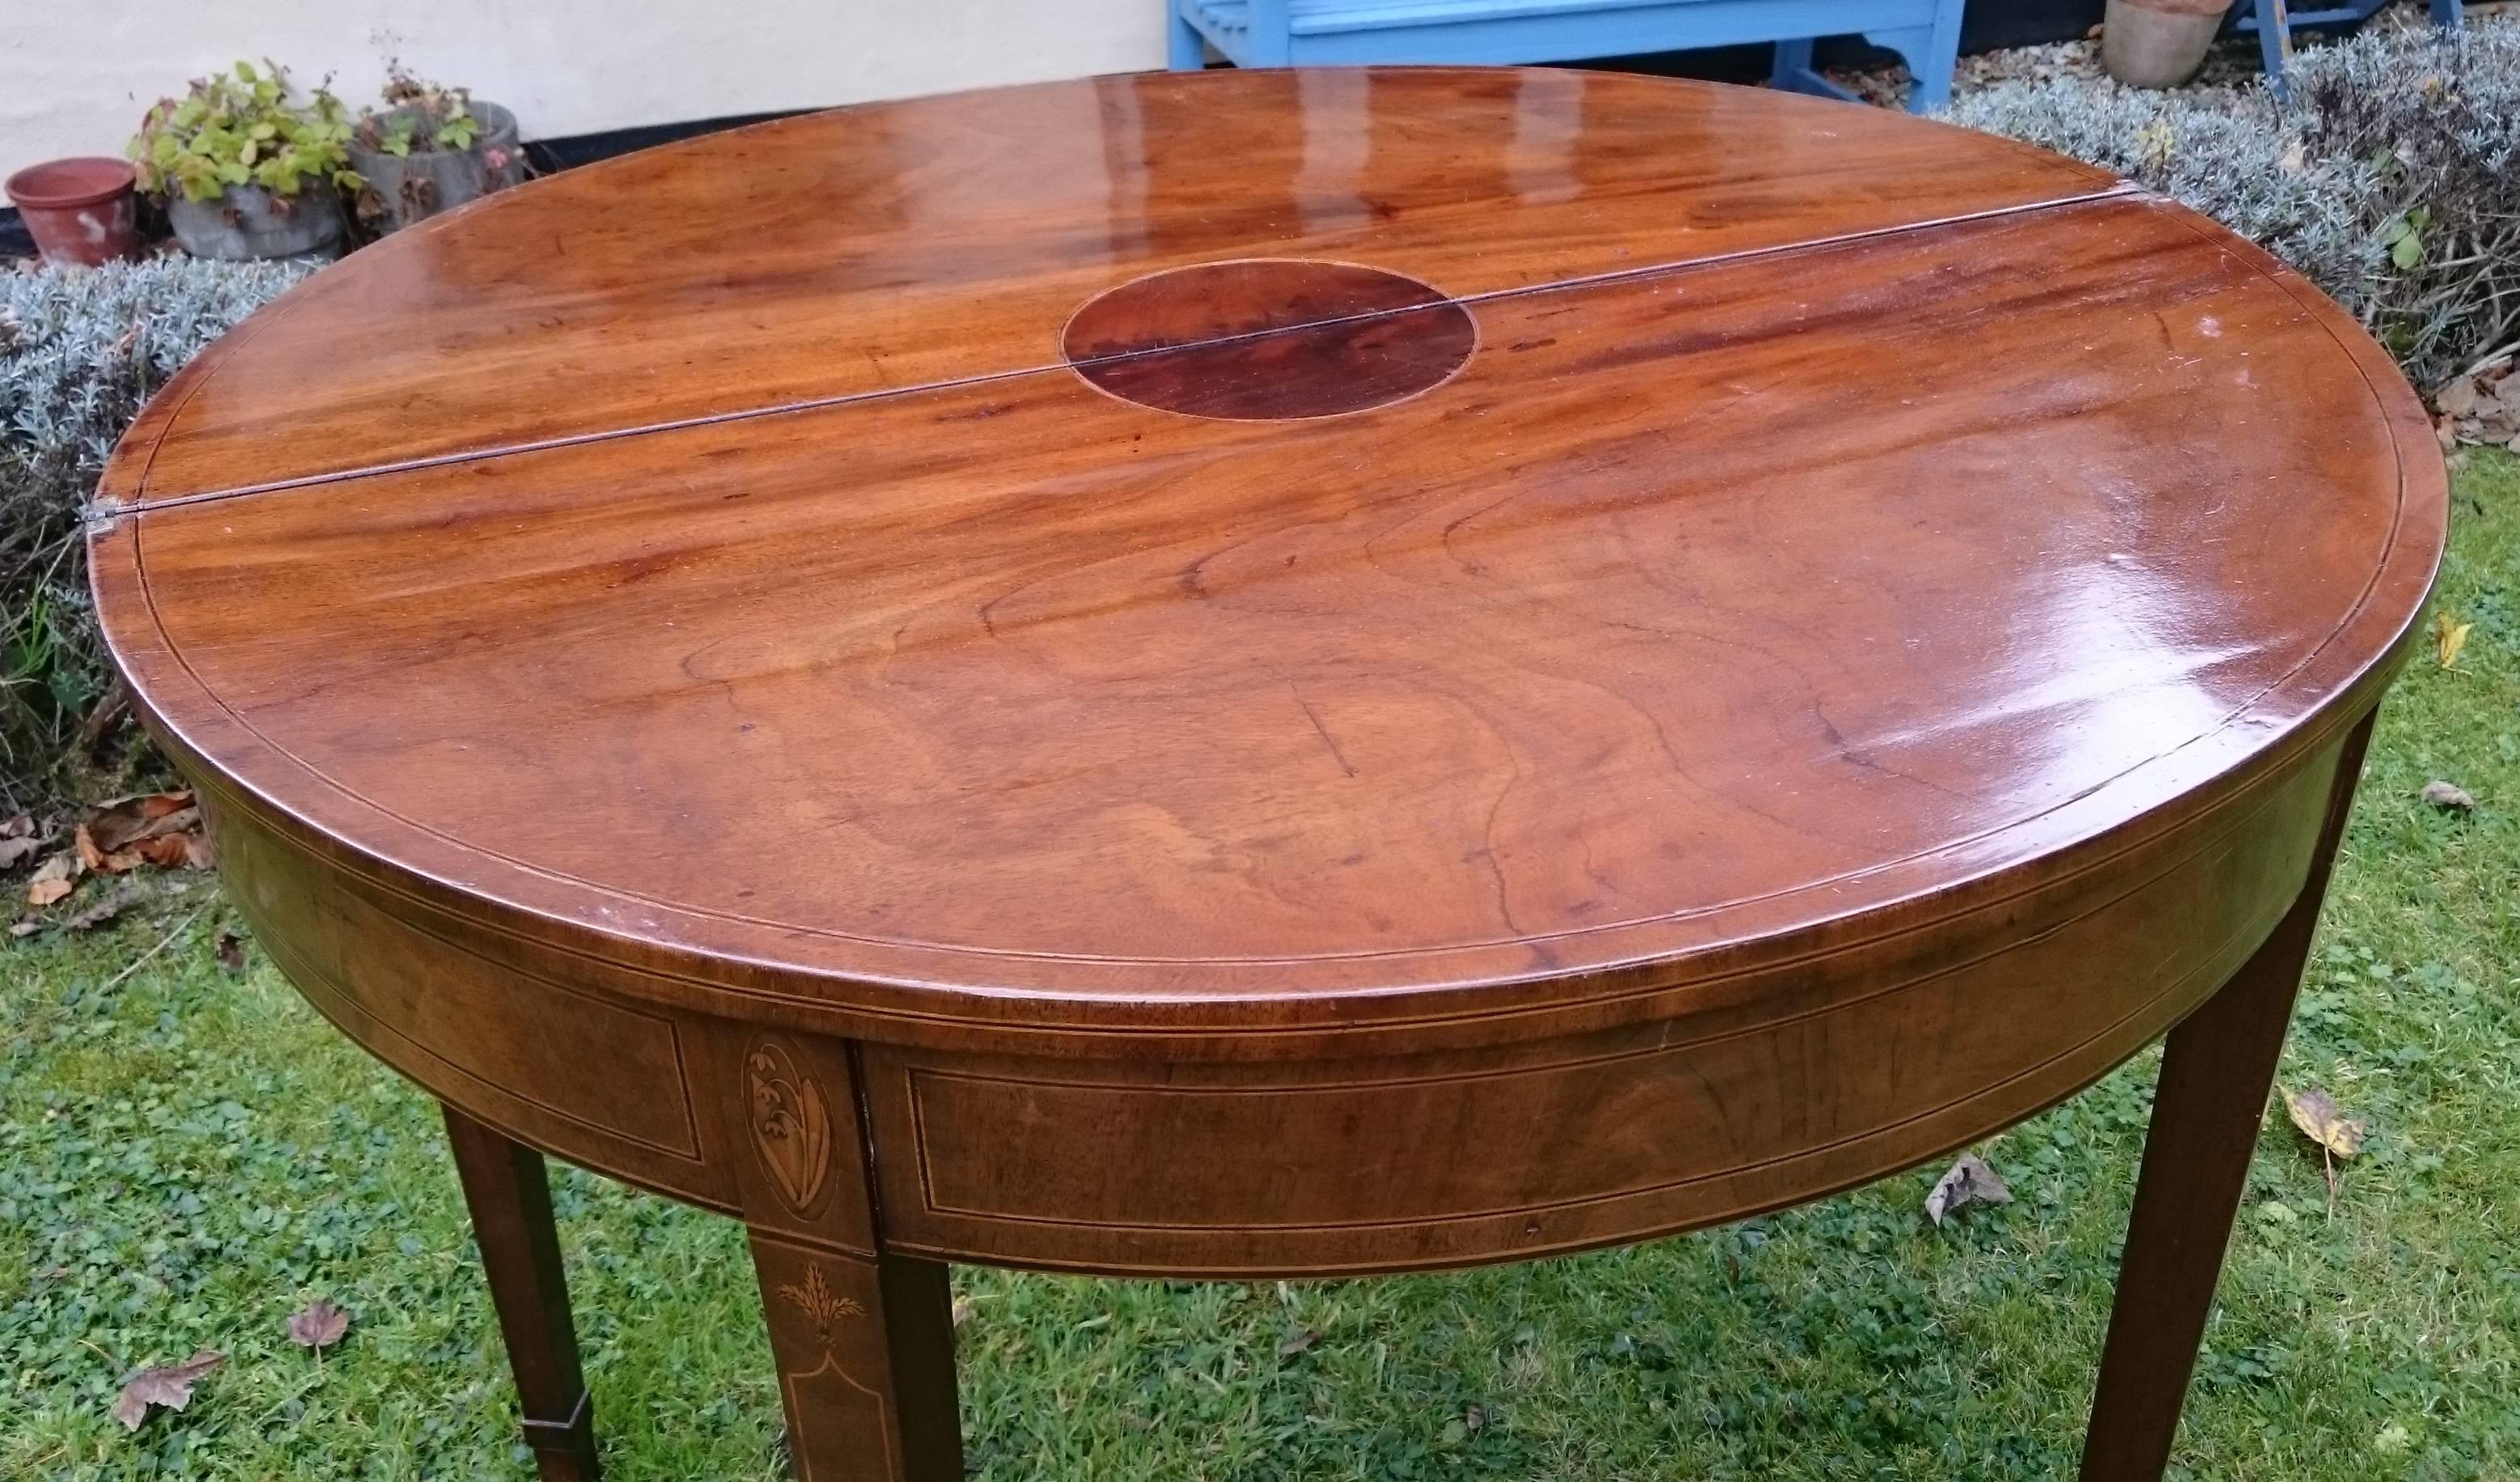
[2430,0,2463,27]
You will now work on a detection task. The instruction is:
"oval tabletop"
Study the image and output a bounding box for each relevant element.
[94,67,2443,1050]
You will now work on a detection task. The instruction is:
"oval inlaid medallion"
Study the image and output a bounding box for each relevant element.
[1062,259,1477,420]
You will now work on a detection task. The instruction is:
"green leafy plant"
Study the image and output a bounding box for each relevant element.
[355,70,481,157]
[128,61,361,205]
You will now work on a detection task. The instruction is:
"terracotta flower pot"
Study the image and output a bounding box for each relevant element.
[2102,0,2229,89]
[5,157,142,267]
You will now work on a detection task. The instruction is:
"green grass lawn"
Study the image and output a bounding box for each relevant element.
[7,451,2519,1481]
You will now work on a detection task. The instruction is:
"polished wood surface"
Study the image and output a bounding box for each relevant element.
[99,69,2119,504]
[90,67,2443,1480]
[97,192,2434,1030]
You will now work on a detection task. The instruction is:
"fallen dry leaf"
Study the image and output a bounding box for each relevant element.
[76,793,206,876]
[1465,1403,1487,1433]
[2284,1087,2367,1160]
[0,816,40,871]
[86,792,193,851]
[2438,373,2483,419]
[950,1295,975,1329]
[2436,612,2474,669]
[26,851,76,907]
[1276,1329,1321,1358]
[286,1299,351,1352]
[2423,779,2477,813]
[8,917,40,938]
[215,931,247,974]
[110,1349,224,1431]
[2283,1085,2368,1214]
[62,885,137,933]
[1924,1153,2012,1226]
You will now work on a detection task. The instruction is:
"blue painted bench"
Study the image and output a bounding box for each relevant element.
[2234,0,2462,95]
[1168,0,1970,112]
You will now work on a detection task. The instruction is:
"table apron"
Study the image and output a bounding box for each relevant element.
[201,718,2355,1276]
[859,730,2343,1276]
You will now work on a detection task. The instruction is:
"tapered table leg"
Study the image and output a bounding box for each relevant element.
[443,1104,603,1482]
[749,1232,962,1482]
[2077,714,2375,1480]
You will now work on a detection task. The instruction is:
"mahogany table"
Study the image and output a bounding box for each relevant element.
[92,68,2443,1480]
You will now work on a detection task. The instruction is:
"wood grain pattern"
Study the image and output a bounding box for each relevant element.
[95,68,2120,504]
[88,67,2445,1480]
[863,728,2347,1274]
[1065,260,1478,418]
[202,788,722,1199]
[97,194,2437,1034]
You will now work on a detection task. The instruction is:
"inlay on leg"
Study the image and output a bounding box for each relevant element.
[749,1234,962,1482]
[443,1104,603,1482]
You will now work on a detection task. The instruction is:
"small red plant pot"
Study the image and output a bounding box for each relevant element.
[6,157,142,267]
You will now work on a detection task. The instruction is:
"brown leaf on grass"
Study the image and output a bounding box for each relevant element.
[26,851,76,907]
[0,816,40,872]
[2435,611,2474,669]
[2284,1085,2368,1215]
[62,885,138,933]
[950,1295,975,1330]
[1924,1153,2012,1226]
[215,931,247,974]
[2437,373,2483,419]
[1276,1329,1321,1358]
[2283,1087,2367,1159]
[76,794,206,876]
[286,1299,351,1351]
[110,1349,224,1431]
[2422,779,2477,813]
[86,792,193,851]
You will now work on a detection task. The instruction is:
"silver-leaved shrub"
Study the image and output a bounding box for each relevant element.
[1949,20,2520,389]
[2,257,311,806]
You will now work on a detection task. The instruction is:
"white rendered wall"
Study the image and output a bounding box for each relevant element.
[4,1,1170,180]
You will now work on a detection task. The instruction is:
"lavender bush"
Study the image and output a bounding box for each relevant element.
[1,257,310,809]
[1948,21,2520,389]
